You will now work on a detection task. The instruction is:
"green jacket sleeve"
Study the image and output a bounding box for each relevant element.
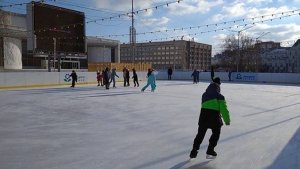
[219,100,230,124]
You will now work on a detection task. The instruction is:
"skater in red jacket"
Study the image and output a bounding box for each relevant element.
[190,77,230,160]
[96,70,103,86]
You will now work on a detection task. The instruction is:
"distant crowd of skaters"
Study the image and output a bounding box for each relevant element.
[96,67,140,89]
[69,67,157,92]
[70,66,232,90]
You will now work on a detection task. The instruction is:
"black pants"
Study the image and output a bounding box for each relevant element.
[71,80,76,87]
[133,78,139,87]
[168,75,172,80]
[192,124,221,152]
[193,77,197,83]
[126,77,130,86]
[123,78,127,86]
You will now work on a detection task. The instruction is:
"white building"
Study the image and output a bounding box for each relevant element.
[0,10,26,70]
[86,37,120,63]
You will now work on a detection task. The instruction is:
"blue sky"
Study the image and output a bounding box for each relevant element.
[2,0,300,55]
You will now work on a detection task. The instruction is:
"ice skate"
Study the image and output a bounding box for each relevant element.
[206,150,217,159]
[189,149,198,160]
[206,154,216,159]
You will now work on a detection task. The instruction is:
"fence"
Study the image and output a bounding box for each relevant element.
[88,63,152,72]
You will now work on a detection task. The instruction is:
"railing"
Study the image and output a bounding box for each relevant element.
[88,62,152,72]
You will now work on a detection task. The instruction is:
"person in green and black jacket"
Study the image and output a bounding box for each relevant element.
[190,77,230,160]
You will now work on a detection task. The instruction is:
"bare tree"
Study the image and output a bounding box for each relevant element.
[218,33,260,72]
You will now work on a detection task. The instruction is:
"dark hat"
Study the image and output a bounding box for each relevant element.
[213,77,221,85]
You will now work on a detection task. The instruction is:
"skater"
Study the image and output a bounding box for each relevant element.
[126,68,130,86]
[103,67,111,90]
[167,67,173,80]
[191,69,198,84]
[123,67,127,87]
[190,77,230,160]
[211,66,215,81]
[70,70,77,88]
[110,68,119,88]
[123,67,130,87]
[228,70,232,81]
[96,70,103,86]
[132,68,139,87]
[141,68,156,92]
[196,70,200,83]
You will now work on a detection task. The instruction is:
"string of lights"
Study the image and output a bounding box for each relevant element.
[99,9,300,38]
[85,0,182,24]
[1,2,299,47]
[135,12,300,43]
[1,10,298,44]
[0,0,182,37]
[55,1,123,15]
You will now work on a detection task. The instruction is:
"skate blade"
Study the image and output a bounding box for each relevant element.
[206,155,216,159]
[189,158,196,162]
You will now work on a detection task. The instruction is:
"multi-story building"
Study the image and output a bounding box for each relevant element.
[1,3,120,71]
[289,39,300,73]
[255,41,281,51]
[260,40,300,73]
[261,48,290,73]
[120,40,211,70]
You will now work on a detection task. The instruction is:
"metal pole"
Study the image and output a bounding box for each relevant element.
[173,42,175,70]
[53,38,56,72]
[237,31,240,72]
[131,0,135,64]
[48,55,51,72]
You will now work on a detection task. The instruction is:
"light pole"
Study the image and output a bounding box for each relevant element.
[229,25,254,72]
[254,32,270,72]
[130,0,135,64]
[53,38,56,72]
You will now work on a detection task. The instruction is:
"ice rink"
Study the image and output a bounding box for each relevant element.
[1,80,300,169]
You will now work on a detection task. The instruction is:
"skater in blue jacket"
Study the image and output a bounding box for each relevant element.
[141,68,156,92]
[110,68,119,88]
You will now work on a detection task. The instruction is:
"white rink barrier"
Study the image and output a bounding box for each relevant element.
[155,70,300,84]
[0,71,300,88]
[0,71,147,88]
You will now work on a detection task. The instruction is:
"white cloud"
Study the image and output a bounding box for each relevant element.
[247,23,300,42]
[277,0,286,3]
[245,0,273,4]
[222,2,247,17]
[213,33,227,40]
[246,6,292,18]
[211,1,247,22]
[212,14,226,22]
[139,17,170,27]
[168,0,224,15]
[211,4,296,22]
[92,0,153,15]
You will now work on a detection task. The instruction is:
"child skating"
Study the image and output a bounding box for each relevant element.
[110,68,119,88]
[190,77,230,160]
[141,68,156,92]
[132,68,139,87]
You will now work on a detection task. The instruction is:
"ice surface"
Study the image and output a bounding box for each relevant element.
[0,80,300,169]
